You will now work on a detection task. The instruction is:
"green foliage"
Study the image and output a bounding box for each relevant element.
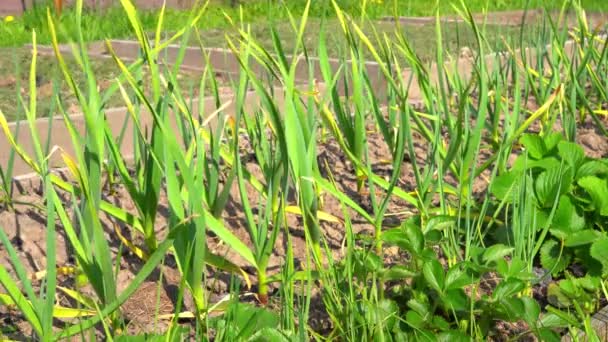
[338,217,552,339]
[547,275,603,317]
[210,302,282,340]
[493,133,608,280]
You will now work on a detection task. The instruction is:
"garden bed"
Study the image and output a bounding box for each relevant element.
[2,4,608,341]
[1,95,607,339]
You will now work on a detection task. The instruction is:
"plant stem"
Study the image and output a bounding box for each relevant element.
[258,270,269,305]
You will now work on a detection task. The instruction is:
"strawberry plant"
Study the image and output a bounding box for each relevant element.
[317,216,562,340]
[491,133,608,278]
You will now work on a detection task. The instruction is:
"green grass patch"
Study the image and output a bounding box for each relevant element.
[1,0,606,47]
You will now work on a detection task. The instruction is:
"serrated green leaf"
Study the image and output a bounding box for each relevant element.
[578,176,608,216]
[425,230,443,244]
[403,221,425,254]
[405,310,425,328]
[557,141,585,171]
[208,302,279,340]
[564,229,601,247]
[490,171,521,201]
[496,297,525,321]
[483,244,514,265]
[520,134,546,159]
[573,247,604,276]
[503,257,529,280]
[590,238,608,275]
[374,299,399,330]
[432,315,451,331]
[576,160,608,179]
[547,283,572,308]
[558,279,578,296]
[381,228,408,246]
[445,267,476,290]
[366,252,384,272]
[442,289,468,312]
[382,266,417,281]
[539,312,571,328]
[354,250,383,274]
[512,155,560,172]
[493,278,526,300]
[576,275,601,291]
[424,215,456,234]
[537,328,561,342]
[543,132,563,152]
[407,298,430,317]
[521,297,541,326]
[546,306,580,326]
[423,259,445,293]
[247,327,292,342]
[540,240,571,275]
[551,195,585,239]
[382,225,423,256]
[535,166,573,208]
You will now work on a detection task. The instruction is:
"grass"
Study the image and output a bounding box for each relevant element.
[1,0,608,340]
[1,0,607,47]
